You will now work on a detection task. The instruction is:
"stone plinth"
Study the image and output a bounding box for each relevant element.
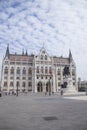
[63,76,77,94]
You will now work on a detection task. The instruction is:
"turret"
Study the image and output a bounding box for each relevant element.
[22,49,24,55]
[25,50,28,56]
[69,49,73,63]
[5,44,9,58]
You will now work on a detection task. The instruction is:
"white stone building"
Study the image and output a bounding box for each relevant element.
[1,45,77,93]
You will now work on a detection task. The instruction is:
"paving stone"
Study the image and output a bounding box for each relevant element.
[0,93,87,130]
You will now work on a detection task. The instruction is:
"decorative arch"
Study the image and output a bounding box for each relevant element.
[46,81,51,92]
[37,82,43,92]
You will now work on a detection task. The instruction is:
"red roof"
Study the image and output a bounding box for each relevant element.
[9,54,34,62]
[53,57,69,65]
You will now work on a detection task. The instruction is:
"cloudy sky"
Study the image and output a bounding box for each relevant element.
[0,0,87,80]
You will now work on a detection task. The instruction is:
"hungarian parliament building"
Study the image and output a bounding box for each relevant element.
[1,45,77,93]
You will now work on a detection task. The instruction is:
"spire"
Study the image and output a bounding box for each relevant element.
[22,49,24,55]
[43,42,45,48]
[69,49,73,63]
[25,50,28,56]
[5,44,9,58]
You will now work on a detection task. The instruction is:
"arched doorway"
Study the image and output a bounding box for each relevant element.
[37,82,43,92]
[46,81,51,93]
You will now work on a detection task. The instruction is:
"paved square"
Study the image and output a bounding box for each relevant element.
[0,93,87,130]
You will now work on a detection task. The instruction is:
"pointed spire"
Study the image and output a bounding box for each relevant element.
[22,49,24,55]
[69,49,73,63]
[25,50,28,56]
[43,42,45,48]
[5,44,9,58]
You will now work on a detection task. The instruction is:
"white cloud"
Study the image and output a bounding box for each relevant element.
[0,0,87,80]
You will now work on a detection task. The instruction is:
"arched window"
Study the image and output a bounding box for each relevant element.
[22,82,26,87]
[10,82,13,87]
[58,69,60,75]
[45,67,48,73]
[28,82,32,86]
[16,81,20,87]
[4,82,7,87]
[72,70,75,76]
[49,67,52,74]
[4,67,8,74]
[41,55,43,60]
[37,66,39,73]
[22,68,26,75]
[10,67,14,74]
[28,68,32,75]
[41,66,43,73]
[16,67,20,74]
[45,55,47,60]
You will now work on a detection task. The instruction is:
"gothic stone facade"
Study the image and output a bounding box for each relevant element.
[1,46,77,93]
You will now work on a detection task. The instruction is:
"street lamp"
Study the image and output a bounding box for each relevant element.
[49,78,51,96]
[16,82,19,96]
[0,86,2,97]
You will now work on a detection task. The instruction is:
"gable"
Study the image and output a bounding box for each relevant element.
[36,48,51,61]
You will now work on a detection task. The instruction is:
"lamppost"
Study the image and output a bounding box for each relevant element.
[16,82,19,96]
[0,86,2,97]
[49,78,51,96]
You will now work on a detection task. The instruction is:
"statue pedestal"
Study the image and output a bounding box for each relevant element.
[63,76,77,94]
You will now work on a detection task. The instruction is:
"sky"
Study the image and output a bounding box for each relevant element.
[0,0,87,80]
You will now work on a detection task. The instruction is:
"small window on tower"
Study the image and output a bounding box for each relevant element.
[45,55,47,60]
[41,55,43,60]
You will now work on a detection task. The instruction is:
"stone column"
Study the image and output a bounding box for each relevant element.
[13,61,16,92]
[52,68,56,92]
[1,64,4,91]
[7,64,10,92]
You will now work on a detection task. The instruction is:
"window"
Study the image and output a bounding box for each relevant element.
[58,69,60,75]
[45,67,48,73]
[58,77,61,80]
[72,70,75,76]
[73,82,75,85]
[45,76,47,79]
[42,51,45,54]
[28,77,32,80]
[10,77,14,79]
[41,67,43,73]
[4,67,8,74]
[45,55,47,60]
[22,77,26,80]
[16,67,20,74]
[36,66,39,73]
[10,82,13,87]
[41,76,43,79]
[22,82,26,87]
[41,55,43,60]
[37,76,39,79]
[16,77,20,79]
[28,68,32,75]
[10,62,15,64]
[5,60,8,64]
[10,67,14,74]
[58,82,61,86]
[22,68,26,75]
[4,76,7,79]
[49,67,52,74]
[4,82,7,87]
[28,82,32,86]
[16,81,20,87]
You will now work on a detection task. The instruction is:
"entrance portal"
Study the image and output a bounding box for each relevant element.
[46,82,51,93]
[37,82,43,92]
